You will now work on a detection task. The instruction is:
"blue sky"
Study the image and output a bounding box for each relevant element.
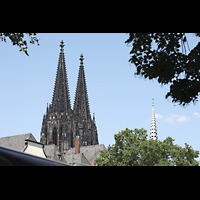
[0,33,200,159]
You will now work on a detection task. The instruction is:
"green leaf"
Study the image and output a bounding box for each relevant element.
[96,128,199,166]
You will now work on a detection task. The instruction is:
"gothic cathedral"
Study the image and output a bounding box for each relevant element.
[40,41,99,153]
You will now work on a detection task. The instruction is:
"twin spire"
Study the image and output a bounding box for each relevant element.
[52,40,71,113]
[51,40,91,120]
[73,54,91,120]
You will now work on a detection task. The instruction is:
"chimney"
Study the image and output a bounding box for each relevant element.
[75,136,80,154]
[93,161,97,166]
[48,140,53,145]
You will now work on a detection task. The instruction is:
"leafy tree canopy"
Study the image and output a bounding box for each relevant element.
[0,33,39,56]
[125,33,200,106]
[95,128,199,166]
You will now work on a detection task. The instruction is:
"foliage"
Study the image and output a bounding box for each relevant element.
[95,128,199,166]
[0,33,39,56]
[125,33,200,106]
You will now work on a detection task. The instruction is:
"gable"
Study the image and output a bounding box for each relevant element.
[0,133,37,151]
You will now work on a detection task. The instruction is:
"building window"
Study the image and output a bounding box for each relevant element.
[53,127,57,145]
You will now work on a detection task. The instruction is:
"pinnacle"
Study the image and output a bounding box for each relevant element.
[152,98,154,106]
[60,40,65,51]
[80,54,84,65]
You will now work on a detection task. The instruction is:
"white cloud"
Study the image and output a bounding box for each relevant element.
[152,113,193,124]
[177,115,190,122]
[164,114,191,124]
[193,112,200,118]
[155,114,163,119]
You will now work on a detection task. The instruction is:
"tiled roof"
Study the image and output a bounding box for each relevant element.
[0,133,37,151]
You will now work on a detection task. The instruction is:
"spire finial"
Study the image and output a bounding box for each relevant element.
[152,98,154,106]
[60,40,65,51]
[80,54,84,65]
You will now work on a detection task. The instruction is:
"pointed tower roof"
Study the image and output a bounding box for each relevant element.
[73,54,91,121]
[51,40,71,113]
[150,98,158,140]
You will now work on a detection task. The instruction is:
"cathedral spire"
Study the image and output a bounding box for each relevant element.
[51,40,71,113]
[73,54,91,121]
[150,98,158,140]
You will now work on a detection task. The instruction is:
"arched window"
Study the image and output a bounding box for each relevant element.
[53,127,57,145]
[59,125,63,151]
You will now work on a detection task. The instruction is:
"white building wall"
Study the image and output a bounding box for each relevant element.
[23,141,46,158]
